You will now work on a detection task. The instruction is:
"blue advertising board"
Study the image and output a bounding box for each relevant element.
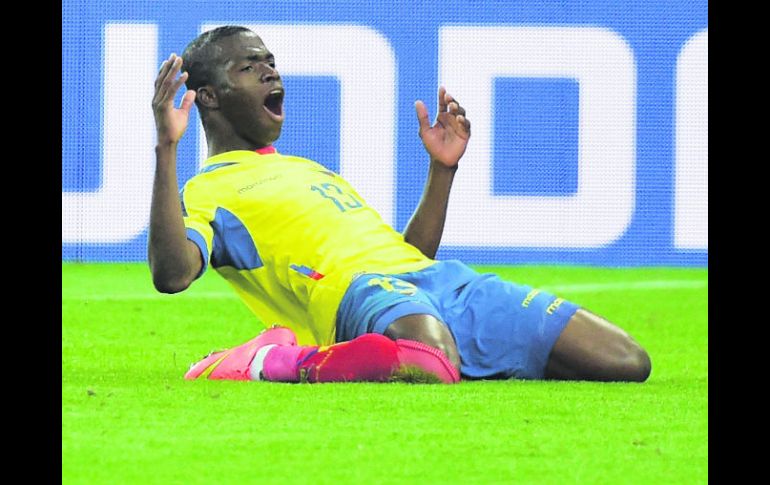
[62,0,708,266]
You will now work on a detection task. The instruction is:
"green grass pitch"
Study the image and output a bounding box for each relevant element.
[62,263,707,484]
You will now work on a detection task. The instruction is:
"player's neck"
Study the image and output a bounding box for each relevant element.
[201,113,276,158]
[206,137,272,158]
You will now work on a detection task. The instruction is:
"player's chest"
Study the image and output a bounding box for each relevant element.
[219,164,357,215]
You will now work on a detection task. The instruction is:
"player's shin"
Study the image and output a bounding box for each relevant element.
[259,334,460,383]
[294,334,400,383]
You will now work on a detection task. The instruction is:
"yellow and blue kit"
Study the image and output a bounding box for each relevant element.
[181,147,435,346]
[183,147,579,379]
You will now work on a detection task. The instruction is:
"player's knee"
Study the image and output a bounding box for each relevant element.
[384,314,461,370]
[630,345,652,382]
[410,332,460,372]
[427,337,460,371]
[616,339,651,382]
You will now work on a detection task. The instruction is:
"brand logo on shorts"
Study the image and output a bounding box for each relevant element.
[546,298,565,315]
[521,289,541,308]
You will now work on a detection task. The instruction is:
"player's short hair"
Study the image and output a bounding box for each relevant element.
[181,26,252,93]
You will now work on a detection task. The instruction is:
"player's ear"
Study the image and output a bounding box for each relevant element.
[196,86,219,109]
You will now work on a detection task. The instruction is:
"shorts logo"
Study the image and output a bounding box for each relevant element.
[521,289,541,308]
[546,298,565,315]
[367,277,418,296]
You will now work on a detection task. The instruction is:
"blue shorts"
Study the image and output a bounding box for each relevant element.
[335,260,579,379]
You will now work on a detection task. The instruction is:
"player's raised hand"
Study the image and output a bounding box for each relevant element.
[152,53,196,145]
[415,86,471,168]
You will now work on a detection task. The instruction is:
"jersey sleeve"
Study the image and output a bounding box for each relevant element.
[180,178,216,280]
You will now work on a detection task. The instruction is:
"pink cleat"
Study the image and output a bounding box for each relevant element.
[395,339,461,384]
[184,326,298,380]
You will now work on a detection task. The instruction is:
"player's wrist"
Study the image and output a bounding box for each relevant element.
[155,139,180,159]
[429,158,459,173]
[155,137,179,149]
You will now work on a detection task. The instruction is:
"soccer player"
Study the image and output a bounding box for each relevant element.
[149,26,651,384]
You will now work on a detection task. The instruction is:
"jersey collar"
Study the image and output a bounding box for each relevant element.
[200,145,279,171]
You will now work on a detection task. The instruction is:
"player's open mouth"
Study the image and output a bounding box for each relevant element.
[263,88,285,122]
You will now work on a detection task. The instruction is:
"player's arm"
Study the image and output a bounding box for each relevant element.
[148,53,201,293]
[403,87,471,259]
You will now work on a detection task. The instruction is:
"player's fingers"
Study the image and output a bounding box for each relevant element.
[170,71,189,99]
[437,86,448,113]
[164,55,183,88]
[441,109,470,138]
[450,102,466,117]
[415,100,431,133]
[457,114,471,137]
[155,61,169,89]
[444,92,454,113]
[444,91,465,117]
[153,64,172,105]
[154,53,177,90]
[155,53,175,78]
[156,55,182,102]
[448,103,467,123]
[179,90,197,114]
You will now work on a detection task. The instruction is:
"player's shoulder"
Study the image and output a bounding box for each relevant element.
[181,159,237,204]
[278,152,325,168]
[180,172,218,212]
[185,151,253,184]
[278,154,342,180]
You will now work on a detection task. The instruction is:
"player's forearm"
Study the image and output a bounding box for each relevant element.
[403,160,457,259]
[148,142,199,293]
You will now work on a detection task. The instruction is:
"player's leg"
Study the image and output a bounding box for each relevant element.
[280,333,400,383]
[543,309,651,382]
[185,326,459,383]
[384,260,651,382]
[383,314,461,371]
[386,260,641,381]
[184,329,400,382]
[335,271,463,378]
[296,331,459,383]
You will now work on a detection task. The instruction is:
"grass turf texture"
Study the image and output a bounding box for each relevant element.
[62,263,707,484]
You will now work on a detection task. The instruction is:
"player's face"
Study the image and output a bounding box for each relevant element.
[214,31,285,147]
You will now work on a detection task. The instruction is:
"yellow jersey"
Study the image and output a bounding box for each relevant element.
[181,147,435,345]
